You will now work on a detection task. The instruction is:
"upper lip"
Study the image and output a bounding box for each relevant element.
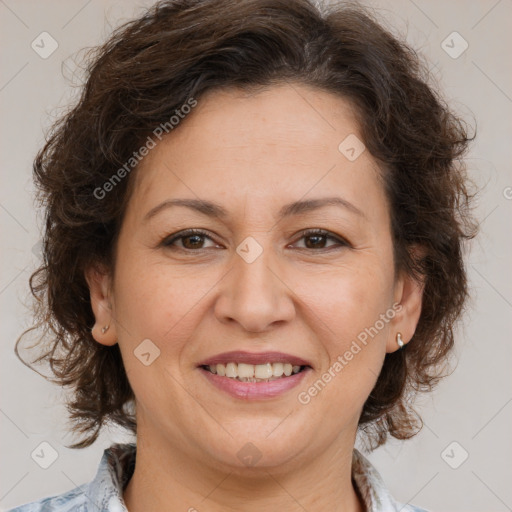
[198,351,312,368]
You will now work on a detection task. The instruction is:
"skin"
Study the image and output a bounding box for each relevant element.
[86,83,424,512]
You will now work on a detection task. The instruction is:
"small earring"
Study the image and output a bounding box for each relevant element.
[101,324,110,334]
[396,332,404,349]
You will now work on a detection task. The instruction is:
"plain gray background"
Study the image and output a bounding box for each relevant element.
[1,1,511,511]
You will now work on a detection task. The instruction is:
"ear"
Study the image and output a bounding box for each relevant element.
[386,246,426,353]
[84,263,118,346]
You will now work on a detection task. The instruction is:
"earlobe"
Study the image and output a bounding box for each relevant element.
[386,260,425,353]
[396,332,405,349]
[85,264,118,346]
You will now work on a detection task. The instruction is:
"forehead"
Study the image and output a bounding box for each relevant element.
[127,83,387,224]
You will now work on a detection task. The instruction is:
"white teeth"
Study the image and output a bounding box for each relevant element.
[206,361,305,380]
[272,362,284,376]
[254,363,273,379]
[225,362,238,378]
[237,363,254,379]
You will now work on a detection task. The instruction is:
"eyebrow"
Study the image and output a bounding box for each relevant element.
[143,196,365,224]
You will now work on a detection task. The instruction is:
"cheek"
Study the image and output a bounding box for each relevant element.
[111,261,192,411]
[112,252,201,343]
[295,272,391,425]
[111,255,219,398]
[299,257,393,335]
[296,256,393,385]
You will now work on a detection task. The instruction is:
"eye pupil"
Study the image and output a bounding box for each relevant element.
[305,234,326,249]
[183,235,203,249]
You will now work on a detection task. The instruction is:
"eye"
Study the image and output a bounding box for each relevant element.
[161,228,350,252]
[291,229,349,250]
[161,229,219,250]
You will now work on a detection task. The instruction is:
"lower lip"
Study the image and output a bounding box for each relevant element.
[199,367,311,400]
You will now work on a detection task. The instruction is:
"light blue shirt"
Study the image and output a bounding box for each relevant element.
[8,443,429,511]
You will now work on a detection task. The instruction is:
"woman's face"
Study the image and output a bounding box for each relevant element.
[88,83,422,472]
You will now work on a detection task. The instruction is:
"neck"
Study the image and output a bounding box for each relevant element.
[123,422,365,512]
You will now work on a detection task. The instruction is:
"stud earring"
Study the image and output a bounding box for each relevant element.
[396,332,404,349]
[101,324,110,334]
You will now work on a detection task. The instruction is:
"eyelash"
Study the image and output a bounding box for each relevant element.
[161,228,350,252]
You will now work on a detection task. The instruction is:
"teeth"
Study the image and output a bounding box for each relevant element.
[206,362,305,380]
[238,363,254,379]
[225,362,238,378]
[273,362,284,377]
[254,363,273,379]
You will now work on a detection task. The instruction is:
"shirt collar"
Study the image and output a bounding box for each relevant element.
[87,443,135,511]
[352,448,405,511]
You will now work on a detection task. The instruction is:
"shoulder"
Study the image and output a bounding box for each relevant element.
[6,442,135,512]
[5,483,89,512]
[352,448,431,512]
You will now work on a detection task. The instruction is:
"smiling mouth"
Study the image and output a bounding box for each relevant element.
[200,362,309,382]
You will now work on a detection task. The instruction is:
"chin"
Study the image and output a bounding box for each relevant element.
[200,431,308,473]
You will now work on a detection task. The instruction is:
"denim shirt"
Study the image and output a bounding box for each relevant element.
[8,443,429,511]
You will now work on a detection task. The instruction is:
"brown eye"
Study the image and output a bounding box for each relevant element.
[162,229,217,250]
[293,229,349,250]
[180,233,206,249]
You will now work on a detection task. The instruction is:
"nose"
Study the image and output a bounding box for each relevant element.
[213,242,296,333]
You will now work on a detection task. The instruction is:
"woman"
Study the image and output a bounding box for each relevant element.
[11,0,476,510]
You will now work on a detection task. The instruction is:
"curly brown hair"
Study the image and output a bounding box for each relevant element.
[17,0,477,449]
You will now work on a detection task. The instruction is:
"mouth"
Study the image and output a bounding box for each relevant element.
[197,351,313,399]
[197,350,312,381]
